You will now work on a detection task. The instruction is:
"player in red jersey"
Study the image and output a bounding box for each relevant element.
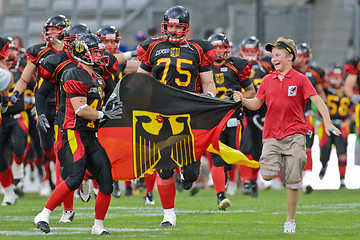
[10,15,70,197]
[208,33,255,209]
[237,36,274,197]
[319,62,350,188]
[344,56,360,167]
[293,42,326,194]
[34,33,122,235]
[137,5,216,226]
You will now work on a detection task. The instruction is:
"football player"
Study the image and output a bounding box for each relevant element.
[34,33,122,235]
[237,36,274,197]
[208,33,255,209]
[10,15,70,197]
[319,62,350,188]
[137,5,216,226]
[293,42,326,194]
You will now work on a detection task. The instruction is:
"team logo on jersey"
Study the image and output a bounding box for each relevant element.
[170,48,180,57]
[215,73,224,85]
[75,41,85,52]
[133,110,195,177]
[288,86,297,96]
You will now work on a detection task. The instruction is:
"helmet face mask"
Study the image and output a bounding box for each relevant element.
[6,37,19,68]
[239,36,261,63]
[42,15,70,42]
[208,33,230,61]
[293,43,311,68]
[96,25,121,54]
[72,34,109,66]
[161,6,190,43]
[326,63,344,87]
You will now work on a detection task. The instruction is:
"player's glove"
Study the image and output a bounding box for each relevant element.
[350,94,360,105]
[1,96,9,113]
[104,93,123,120]
[36,114,50,133]
[10,90,20,105]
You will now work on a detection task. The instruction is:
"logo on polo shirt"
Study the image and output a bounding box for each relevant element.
[288,86,297,96]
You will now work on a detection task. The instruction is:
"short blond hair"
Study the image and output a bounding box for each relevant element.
[276,37,297,59]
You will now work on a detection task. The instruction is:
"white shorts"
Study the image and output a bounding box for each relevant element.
[0,68,12,91]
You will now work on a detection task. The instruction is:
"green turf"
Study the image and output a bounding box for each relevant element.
[0,187,359,239]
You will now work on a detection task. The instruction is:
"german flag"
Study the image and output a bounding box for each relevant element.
[98,73,258,180]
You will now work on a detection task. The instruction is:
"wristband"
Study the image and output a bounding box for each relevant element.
[124,50,137,60]
[206,92,215,97]
[97,111,104,119]
[75,104,88,114]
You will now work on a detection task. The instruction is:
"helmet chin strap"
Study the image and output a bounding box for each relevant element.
[55,38,64,47]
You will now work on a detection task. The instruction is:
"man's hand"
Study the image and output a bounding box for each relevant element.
[350,94,360,105]
[10,90,20,105]
[36,114,50,133]
[104,94,123,120]
[1,96,9,113]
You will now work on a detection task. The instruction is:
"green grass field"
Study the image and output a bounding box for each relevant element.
[0,187,359,239]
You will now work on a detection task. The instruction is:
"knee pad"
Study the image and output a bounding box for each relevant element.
[65,175,83,191]
[158,169,174,179]
[182,160,200,182]
[224,163,235,171]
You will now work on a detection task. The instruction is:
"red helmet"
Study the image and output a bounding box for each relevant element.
[208,33,230,60]
[239,36,261,63]
[161,6,190,43]
[41,15,70,42]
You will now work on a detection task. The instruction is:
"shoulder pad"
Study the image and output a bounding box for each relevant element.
[189,39,214,53]
[26,43,47,57]
[228,56,249,71]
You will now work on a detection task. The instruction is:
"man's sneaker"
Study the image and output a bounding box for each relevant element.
[302,184,313,194]
[173,173,183,192]
[283,220,296,233]
[39,180,52,197]
[226,181,237,196]
[144,192,155,205]
[125,186,132,197]
[217,192,230,211]
[59,210,75,223]
[14,178,24,197]
[189,185,199,196]
[91,225,110,235]
[80,180,92,202]
[159,209,176,227]
[1,186,18,206]
[34,211,50,234]
[112,180,121,198]
[319,166,327,180]
[242,180,251,196]
[340,178,346,188]
[250,180,258,198]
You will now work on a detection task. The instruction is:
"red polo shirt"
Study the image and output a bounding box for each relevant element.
[256,68,317,139]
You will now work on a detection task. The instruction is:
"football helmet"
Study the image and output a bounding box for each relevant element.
[161,5,190,43]
[208,33,230,60]
[293,42,312,68]
[72,34,109,66]
[64,23,92,51]
[96,25,121,54]
[5,37,19,67]
[326,62,345,87]
[42,15,70,42]
[239,36,261,63]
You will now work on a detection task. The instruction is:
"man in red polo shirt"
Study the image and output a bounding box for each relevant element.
[233,37,340,234]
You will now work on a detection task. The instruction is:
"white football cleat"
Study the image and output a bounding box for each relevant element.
[159,208,176,227]
[80,179,92,202]
[283,220,296,233]
[59,210,75,223]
